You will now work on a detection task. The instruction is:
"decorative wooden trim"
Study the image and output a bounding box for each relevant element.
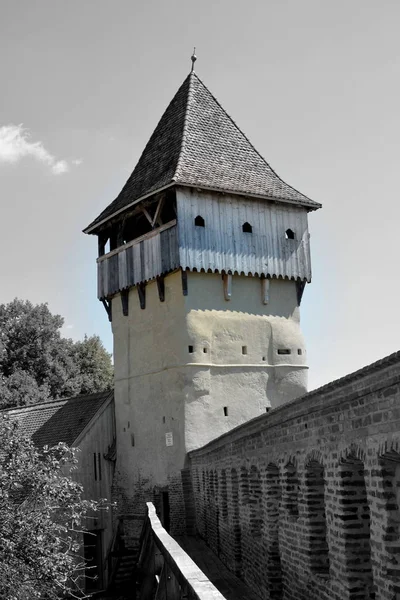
[223,273,232,300]
[97,220,176,263]
[157,276,165,302]
[121,289,129,316]
[101,298,112,322]
[181,269,188,296]
[261,277,270,305]
[137,283,146,309]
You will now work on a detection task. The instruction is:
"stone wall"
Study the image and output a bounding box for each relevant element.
[189,351,400,600]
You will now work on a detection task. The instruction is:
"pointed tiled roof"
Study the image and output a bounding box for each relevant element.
[85,72,320,233]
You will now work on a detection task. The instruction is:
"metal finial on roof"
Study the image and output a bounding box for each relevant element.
[191,47,197,72]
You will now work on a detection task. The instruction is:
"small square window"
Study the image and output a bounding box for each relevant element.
[188,345,194,353]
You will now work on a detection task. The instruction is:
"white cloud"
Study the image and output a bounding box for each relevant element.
[0,124,78,175]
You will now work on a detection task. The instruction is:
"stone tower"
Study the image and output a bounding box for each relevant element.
[84,69,321,532]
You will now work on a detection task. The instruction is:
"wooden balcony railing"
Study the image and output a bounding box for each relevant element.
[97,221,179,300]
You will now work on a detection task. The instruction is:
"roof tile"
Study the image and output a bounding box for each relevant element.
[85,72,320,232]
[6,391,113,448]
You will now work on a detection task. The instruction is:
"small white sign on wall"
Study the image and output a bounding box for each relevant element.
[165,432,173,447]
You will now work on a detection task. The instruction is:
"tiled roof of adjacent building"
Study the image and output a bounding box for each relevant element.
[5,390,113,448]
[85,71,320,233]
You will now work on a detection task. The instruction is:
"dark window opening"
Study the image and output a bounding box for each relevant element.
[97,453,102,481]
[278,348,291,355]
[195,215,205,227]
[285,228,295,240]
[266,407,270,413]
[93,453,97,481]
[203,347,208,353]
[262,356,266,361]
[123,212,152,243]
[162,416,166,424]
[242,346,247,355]
[298,349,303,355]
[242,222,252,233]
[223,407,228,416]
[188,345,194,353]
[131,434,135,447]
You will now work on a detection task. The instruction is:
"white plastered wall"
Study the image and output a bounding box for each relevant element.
[112,270,307,494]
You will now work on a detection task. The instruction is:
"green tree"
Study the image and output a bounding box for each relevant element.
[0,415,108,599]
[0,299,113,409]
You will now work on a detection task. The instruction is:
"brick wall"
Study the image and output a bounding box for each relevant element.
[188,351,400,600]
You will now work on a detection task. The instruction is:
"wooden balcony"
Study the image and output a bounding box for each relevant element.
[97,221,178,300]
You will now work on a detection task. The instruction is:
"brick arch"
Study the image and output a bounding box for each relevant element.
[304,448,325,468]
[339,442,367,464]
[265,463,283,599]
[220,469,228,520]
[378,449,400,582]
[240,465,249,505]
[378,437,400,458]
[283,459,299,518]
[304,458,330,577]
[230,468,242,577]
[282,454,299,469]
[337,451,374,598]
[213,469,221,557]
[249,465,262,537]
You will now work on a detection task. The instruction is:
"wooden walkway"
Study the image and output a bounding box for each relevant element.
[174,536,261,600]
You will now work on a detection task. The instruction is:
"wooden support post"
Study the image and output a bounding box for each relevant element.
[157,276,165,302]
[261,277,270,305]
[137,283,146,309]
[101,298,112,322]
[121,289,129,316]
[181,269,188,296]
[152,197,164,228]
[98,233,107,257]
[223,273,232,301]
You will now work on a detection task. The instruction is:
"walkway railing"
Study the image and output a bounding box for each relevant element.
[137,502,225,600]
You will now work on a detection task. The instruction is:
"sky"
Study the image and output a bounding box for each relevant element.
[1,0,399,391]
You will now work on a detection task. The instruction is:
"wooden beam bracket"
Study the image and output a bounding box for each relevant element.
[121,289,129,316]
[101,298,112,322]
[181,269,188,296]
[157,276,165,302]
[137,283,146,309]
[223,273,232,301]
[261,276,270,305]
[296,280,306,305]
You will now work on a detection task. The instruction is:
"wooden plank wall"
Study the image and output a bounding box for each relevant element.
[97,223,179,299]
[176,188,312,281]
